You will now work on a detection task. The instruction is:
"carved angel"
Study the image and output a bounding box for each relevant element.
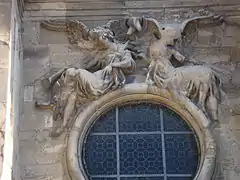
[37,20,136,136]
[125,16,225,121]
[41,20,133,72]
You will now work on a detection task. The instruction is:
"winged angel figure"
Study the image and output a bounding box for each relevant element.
[125,15,227,121]
[37,20,137,136]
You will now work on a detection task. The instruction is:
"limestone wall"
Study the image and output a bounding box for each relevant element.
[20,1,240,180]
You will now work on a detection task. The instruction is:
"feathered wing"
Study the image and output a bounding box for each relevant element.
[41,20,90,44]
[105,18,130,43]
[176,15,224,59]
[65,20,89,44]
[178,15,240,84]
[40,20,114,71]
[180,15,223,45]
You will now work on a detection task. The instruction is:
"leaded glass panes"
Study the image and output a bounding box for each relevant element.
[82,103,199,180]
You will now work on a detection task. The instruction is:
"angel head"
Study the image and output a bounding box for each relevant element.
[123,17,162,40]
[159,26,181,46]
[88,26,115,45]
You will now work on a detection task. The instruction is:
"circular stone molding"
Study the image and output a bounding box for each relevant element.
[66,83,217,180]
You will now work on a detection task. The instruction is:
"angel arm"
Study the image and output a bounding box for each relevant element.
[40,20,89,44]
[110,51,134,69]
[168,47,186,63]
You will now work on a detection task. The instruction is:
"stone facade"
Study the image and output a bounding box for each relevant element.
[1,0,240,180]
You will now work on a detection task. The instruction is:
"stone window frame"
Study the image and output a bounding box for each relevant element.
[66,83,216,180]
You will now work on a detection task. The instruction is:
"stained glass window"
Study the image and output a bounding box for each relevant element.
[81,102,199,180]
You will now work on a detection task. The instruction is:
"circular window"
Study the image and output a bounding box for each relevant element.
[81,102,200,180]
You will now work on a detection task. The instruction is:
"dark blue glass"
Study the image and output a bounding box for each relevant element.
[119,103,161,132]
[91,109,116,133]
[119,134,163,174]
[84,135,117,175]
[82,103,199,179]
[91,178,117,180]
[167,177,192,180]
[162,107,192,132]
[165,134,199,174]
[121,177,164,180]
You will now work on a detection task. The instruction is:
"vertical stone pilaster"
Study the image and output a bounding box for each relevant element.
[0,0,22,180]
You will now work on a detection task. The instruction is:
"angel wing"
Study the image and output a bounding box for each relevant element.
[180,15,223,45]
[104,18,130,43]
[41,20,117,72]
[108,17,163,60]
[41,20,89,44]
[177,15,240,85]
[106,17,162,42]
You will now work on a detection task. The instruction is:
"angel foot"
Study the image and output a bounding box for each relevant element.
[145,79,154,85]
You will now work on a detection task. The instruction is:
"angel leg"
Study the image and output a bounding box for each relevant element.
[171,48,186,63]
[198,83,209,114]
[62,92,77,129]
[146,61,156,84]
[206,95,218,120]
[41,68,67,90]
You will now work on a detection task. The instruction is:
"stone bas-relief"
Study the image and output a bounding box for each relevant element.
[36,16,225,137]
[136,20,224,121]
[36,21,136,136]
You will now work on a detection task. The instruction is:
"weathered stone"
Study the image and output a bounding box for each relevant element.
[24,86,34,102]
[23,46,50,85]
[196,29,213,44]
[195,54,230,64]
[19,142,62,165]
[222,37,237,47]
[20,163,65,179]
[224,26,240,39]
[212,62,235,85]
[228,97,240,115]
[20,102,52,131]
[0,103,6,131]
[229,115,240,132]
[0,68,8,102]
[0,4,11,42]
[48,44,79,56]
[40,28,68,45]
[232,68,240,87]
[50,53,85,69]
[33,81,50,102]
[0,45,9,69]
[22,21,40,47]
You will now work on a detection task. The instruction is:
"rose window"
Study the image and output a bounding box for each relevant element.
[80,102,200,180]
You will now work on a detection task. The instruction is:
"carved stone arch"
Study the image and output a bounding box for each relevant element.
[66,83,216,180]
